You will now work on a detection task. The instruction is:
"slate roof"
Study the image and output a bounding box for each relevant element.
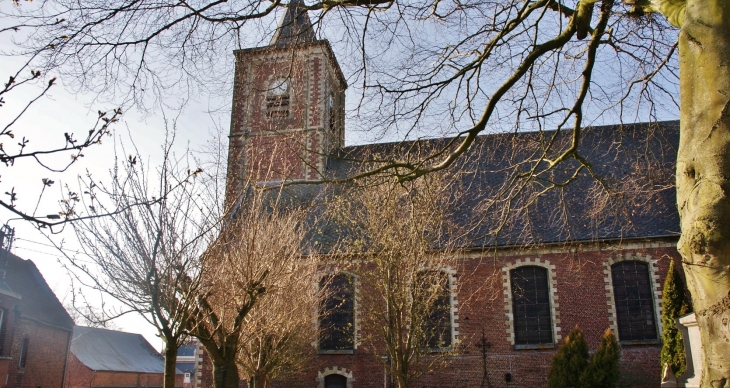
[0,250,74,330]
[70,326,179,374]
[273,121,680,250]
[177,342,196,357]
[270,0,316,45]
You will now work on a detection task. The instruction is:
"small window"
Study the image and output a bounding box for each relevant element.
[319,274,355,350]
[417,271,452,349]
[18,337,28,368]
[328,93,336,130]
[265,78,290,119]
[511,266,553,345]
[611,261,657,341]
[324,374,348,388]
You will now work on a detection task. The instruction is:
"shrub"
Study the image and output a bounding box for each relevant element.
[660,260,689,377]
[547,326,589,388]
[580,328,620,388]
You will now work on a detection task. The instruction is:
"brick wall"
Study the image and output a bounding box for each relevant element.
[64,353,95,388]
[196,242,680,388]
[226,43,345,190]
[6,317,71,388]
[65,353,184,388]
[0,293,19,358]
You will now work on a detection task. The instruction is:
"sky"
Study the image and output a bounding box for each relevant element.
[0,52,218,349]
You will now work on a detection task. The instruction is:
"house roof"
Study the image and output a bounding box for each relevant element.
[274,121,680,250]
[177,342,196,357]
[70,326,179,374]
[176,362,195,375]
[0,250,74,330]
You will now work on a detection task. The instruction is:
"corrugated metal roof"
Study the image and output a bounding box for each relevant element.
[71,326,179,373]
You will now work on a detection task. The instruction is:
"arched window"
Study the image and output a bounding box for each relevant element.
[324,374,348,388]
[417,271,452,349]
[611,261,657,341]
[510,266,553,345]
[319,274,355,351]
[265,77,290,119]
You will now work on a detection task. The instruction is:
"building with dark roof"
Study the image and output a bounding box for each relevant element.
[65,326,183,388]
[176,339,203,388]
[207,4,682,388]
[0,248,74,388]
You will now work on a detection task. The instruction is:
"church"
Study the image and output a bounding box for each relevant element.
[204,3,684,387]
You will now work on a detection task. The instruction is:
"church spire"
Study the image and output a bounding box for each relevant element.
[270,0,316,45]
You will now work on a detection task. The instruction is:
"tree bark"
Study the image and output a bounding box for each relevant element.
[248,375,269,388]
[676,0,730,385]
[213,358,241,388]
[163,342,179,388]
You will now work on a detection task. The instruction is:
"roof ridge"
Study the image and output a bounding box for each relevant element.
[338,120,680,152]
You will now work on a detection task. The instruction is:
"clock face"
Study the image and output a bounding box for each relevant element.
[269,78,289,96]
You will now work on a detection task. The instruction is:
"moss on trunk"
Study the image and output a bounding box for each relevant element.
[675,0,730,384]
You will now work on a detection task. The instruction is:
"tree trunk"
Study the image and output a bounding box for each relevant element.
[248,375,269,388]
[396,374,408,388]
[163,342,179,388]
[676,0,730,385]
[213,358,241,388]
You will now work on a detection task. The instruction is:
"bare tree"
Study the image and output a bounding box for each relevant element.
[0,58,122,228]
[326,174,462,388]
[235,255,320,388]
[63,287,122,329]
[192,186,316,388]
[54,136,219,388]
[0,10,129,229]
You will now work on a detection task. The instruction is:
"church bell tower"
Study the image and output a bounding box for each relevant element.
[226,1,347,200]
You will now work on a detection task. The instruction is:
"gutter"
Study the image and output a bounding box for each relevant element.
[459,234,681,253]
[60,329,72,388]
[303,234,681,259]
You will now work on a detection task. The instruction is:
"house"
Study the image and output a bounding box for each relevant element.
[65,326,183,388]
[0,245,75,388]
[176,339,204,388]
[208,3,684,387]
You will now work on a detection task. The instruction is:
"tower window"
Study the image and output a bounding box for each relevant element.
[511,266,553,345]
[611,261,657,341]
[266,78,290,119]
[319,274,355,350]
